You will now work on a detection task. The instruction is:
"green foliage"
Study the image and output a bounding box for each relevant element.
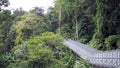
[74,58,91,68]
[28,32,63,47]
[89,0,105,49]
[12,42,53,66]
[105,35,120,50]
[1,0,120,68]
[12,42,28,60]
[12,8,26,22]
[0,53,7,68]
[0,52,13,68]
[117,41,120,49]
[30,7,44,15]
[0,43,6,53]
[0,10,14,51]
[60,24,74,38]
[11,41,53,68]
[10,32,76,68]
[89,0,120,50]
[28,46,53,63]
[7,61,29,68]
[28,32,76,67]
[55,0,96,41]
[48,59,67,68]
[13,12,49,45]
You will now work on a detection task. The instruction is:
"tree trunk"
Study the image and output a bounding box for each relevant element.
[74,11,78,40]
[58,3,62,34]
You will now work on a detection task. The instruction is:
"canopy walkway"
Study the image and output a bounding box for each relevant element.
[64,39,120,68]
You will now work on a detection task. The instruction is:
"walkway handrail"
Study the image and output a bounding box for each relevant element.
[64,39,120,68]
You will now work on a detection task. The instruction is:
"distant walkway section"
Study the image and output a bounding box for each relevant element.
[64,39,120,68]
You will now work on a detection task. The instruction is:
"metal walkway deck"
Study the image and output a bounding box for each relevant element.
[64,39,120,68]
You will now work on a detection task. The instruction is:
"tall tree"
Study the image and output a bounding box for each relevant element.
[12,8,26,21]
[0,10,13,52]
[13,12,49,45]
[30,7,44,15]
[0,0,9,11]
[90,0,120,50]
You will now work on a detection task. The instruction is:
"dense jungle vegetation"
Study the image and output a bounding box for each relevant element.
[0,0,120,68]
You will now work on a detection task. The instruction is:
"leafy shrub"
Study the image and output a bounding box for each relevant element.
[13,12,49,45]
[105,35,120,50]
[11,32,76,68]
[74,58,91,68]
[48,59,67,68]
[0,53,13,68]
[7,61,29,68]
[12,41,53,67]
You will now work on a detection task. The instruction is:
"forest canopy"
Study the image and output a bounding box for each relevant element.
[0,0,120,68]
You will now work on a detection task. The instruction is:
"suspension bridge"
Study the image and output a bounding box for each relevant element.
[64,39,120,68]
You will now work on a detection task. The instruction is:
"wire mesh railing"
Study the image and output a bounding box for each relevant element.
[64,39,120,68]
